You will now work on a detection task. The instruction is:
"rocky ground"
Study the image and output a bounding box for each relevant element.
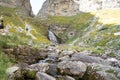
[5,44,120,80]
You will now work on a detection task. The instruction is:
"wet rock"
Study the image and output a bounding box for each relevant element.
[36,72,56,80]
[57,61,86,78]
[47,64,58,77]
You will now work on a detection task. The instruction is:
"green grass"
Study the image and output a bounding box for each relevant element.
[0,34,29,49]
[58,45,104,55]
[0,6,24,27]
[0,6,50,46]
[0,51,15,80]
[107,52,116,57]
[47,15,71,25]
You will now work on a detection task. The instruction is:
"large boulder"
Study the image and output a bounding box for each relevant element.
[57,61,87,78]
[71,53,105,64]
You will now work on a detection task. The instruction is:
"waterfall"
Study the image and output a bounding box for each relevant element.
[48,30,58,44]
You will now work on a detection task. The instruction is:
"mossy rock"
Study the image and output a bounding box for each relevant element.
[23,69,37,79]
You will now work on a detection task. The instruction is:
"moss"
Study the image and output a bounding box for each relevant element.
[23,70,36,79]
[107,52,116,57]
[9,27,16,32]
[106,69,115,74]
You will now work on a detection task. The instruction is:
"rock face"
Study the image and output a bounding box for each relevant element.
[75,0,120,12]
[37,0,80,18]
[0,0,32,16]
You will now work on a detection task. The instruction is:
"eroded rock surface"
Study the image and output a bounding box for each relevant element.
[37,0,79,18]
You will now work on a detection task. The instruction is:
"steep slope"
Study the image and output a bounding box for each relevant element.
[0,0,33,16]
[0,0,54,78]
[46,9,120,51]
[38,0,120,53]
[75,9,120,50]
[0,6,49,48]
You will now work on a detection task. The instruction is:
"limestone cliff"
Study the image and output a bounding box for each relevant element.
[37,0,80,18]
[0,0,32,16]
[75,0,120,12]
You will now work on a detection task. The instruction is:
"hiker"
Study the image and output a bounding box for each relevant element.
[0,20,4,29]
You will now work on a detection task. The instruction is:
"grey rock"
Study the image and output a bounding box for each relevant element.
[37,0,79,19]
[117,72,120,78]
[57,61,86,78]
[87,63,120,80]
[71,53,104,64]
[6,66,19,75]
[6,66,19,80]
[59,50,74,57]
[82,66,105,80]
[58,55,70,61]
[30,63,49,72]
[47,64,58,76]
[36,72,56,80]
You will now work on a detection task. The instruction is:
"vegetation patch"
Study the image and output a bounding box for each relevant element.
[0,51,15,80]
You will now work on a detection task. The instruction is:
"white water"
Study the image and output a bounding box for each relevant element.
[48,31,58,44]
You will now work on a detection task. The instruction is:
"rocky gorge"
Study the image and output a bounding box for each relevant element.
[5,45,120,80]
[0,0,120,80]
